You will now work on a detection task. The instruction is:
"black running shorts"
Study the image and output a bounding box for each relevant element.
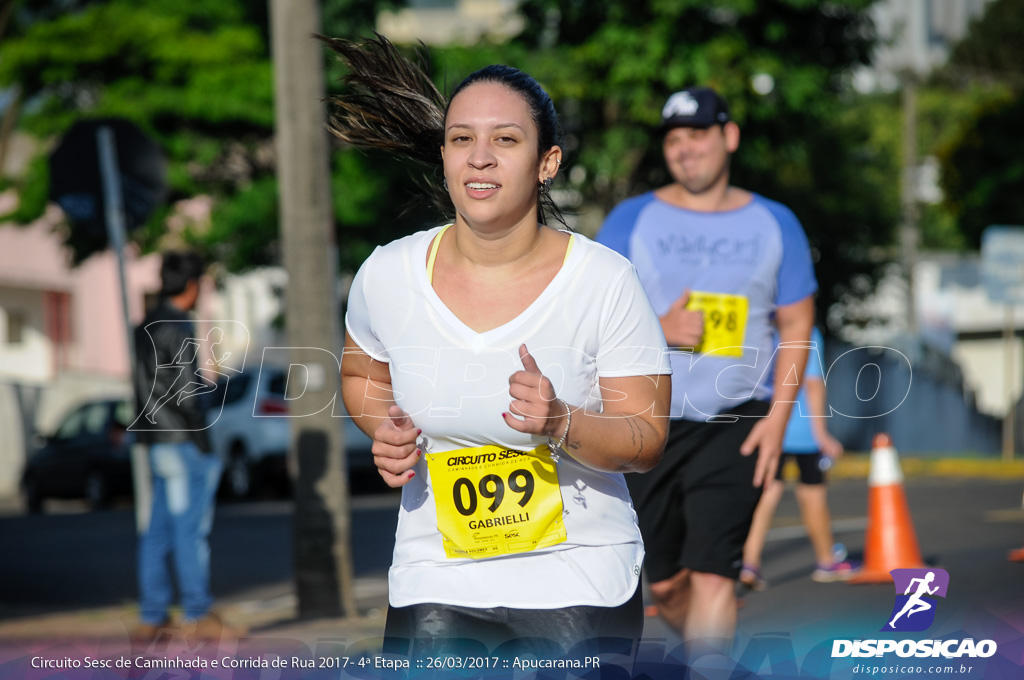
[626,400,770,582]
[382,583,643,658]
[776,452,826,485]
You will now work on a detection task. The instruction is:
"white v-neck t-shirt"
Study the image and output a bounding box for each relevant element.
[346,226,671,609]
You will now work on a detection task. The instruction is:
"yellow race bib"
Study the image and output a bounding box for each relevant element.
[685,291,749,357]
[426,444,566,559]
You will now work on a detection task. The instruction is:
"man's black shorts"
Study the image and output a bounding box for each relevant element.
[627,400,770,582]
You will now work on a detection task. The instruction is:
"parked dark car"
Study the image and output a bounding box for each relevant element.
[21,398,134,513]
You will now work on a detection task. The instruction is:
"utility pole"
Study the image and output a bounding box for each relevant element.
[900,74,920,337]
[0,0,15,42]
[270,0,355,618]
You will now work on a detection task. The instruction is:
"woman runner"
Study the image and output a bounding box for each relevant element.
[326,35,672,656]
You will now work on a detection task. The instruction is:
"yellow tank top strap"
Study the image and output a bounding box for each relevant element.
[563,233,575,266]
[426,224,452,284]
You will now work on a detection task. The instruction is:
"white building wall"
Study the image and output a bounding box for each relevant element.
[0,288,51,383]
[378,0,522,46]
[206,267,287,368]
[952,339,1024,417]
[833,255,1023,419]
[916,257,1024,417]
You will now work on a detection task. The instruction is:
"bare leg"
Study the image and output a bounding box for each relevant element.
[795,483,835,566]
[685,571,737,658]
[648,568,692,633]
[742,479,786,570]
[650,568,737,658]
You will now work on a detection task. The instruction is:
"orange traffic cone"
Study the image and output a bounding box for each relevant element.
[849,433,926,584]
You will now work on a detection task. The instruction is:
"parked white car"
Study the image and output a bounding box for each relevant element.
[206,366,374,498]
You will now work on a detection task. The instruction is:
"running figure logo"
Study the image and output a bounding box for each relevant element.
[132,321,248,432]
[883,568,949,632]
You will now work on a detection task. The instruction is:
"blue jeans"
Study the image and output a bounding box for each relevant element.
[138,441,222,624]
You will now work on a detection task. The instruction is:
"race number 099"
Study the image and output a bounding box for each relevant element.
[452,469,534,516]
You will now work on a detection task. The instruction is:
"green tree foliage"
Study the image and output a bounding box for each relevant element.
[937,0,1024,247]
[835,82,1007,255]
[0,0,411,270]
[940,94,1024,247]
[1,2,275,137]
[323,0,402,46]
[948,0,1024,87]
[2,0,907,305]
[434,0,891,319]
[0,0,274,262]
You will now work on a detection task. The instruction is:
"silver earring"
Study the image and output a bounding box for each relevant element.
[443,178,449,191]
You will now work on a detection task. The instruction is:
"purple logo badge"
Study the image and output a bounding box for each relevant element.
[882,568,949,632]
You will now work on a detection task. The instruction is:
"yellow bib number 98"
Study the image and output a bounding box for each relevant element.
[685,291,749,357]
[427,444,566,559]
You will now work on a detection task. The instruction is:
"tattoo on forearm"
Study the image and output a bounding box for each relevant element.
[617,417,645,470]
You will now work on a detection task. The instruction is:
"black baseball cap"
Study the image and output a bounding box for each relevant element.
[660,87,731,130]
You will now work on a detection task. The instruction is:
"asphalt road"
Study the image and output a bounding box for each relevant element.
[0,491,400,616]
[2,475,1023,640]
[648,476,1024,652]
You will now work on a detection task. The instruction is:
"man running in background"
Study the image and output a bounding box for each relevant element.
[597,86,815,654]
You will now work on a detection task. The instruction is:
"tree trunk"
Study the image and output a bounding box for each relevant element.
[270,0,356,619]
[0,88,20,178]
[0,0,15,44]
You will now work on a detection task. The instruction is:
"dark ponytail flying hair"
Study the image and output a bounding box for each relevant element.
[318,33,566,227]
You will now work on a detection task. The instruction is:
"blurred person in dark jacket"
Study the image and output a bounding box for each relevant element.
[132,250,241,641]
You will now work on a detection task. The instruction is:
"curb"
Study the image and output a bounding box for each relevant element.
[824,454,1024,480]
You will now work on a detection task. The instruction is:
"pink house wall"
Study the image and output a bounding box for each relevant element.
[0,210,162,379]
